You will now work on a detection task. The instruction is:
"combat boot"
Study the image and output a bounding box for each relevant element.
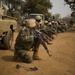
[13,51,19,61]
[33,52,41,60]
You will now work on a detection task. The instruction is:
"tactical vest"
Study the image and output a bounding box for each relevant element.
[15,27,34,50]
[20,27,34,42]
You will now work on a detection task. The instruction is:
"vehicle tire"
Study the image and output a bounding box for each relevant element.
[3,30,13,49]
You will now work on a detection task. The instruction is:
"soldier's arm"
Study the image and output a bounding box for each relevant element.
[38,34,52,57]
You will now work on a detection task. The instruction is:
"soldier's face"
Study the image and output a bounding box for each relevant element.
[36,19,41,22]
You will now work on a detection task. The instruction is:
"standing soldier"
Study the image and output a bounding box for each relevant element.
[45,14,49,21]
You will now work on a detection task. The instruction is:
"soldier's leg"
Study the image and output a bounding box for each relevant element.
[17,50,33,63]
[13,51,19,61]
[33,38,41,60]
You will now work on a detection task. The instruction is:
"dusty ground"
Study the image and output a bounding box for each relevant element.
[0,27,75,75]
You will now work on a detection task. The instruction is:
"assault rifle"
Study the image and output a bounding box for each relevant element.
[31,28,52,57]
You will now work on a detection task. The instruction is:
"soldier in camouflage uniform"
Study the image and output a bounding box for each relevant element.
[14,18,52,63]
[35,16,53,44]
[13,19,42,63]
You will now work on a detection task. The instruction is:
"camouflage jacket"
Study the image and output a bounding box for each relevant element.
[15,27,34,50]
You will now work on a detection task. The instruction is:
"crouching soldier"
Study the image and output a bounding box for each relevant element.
[13,19,52,63]
[13,19,43,63]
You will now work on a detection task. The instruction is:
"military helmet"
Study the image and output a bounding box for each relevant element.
[25,19,36,28]
[51,21,55,23]
[35,15,42,20]
[44,20,48,25]
[48,22,52,25]
[55,21,58,25]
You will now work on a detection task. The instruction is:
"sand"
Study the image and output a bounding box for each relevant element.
[0,27,75,75]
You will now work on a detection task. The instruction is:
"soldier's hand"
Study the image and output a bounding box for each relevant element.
[47,42,53,45]
[47,51,52,57]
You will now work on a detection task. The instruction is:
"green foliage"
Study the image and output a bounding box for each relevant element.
[2,0,52,15]
[2,0,24,15]
[2,0,52,23]
[23,0,52,14]
[64,0,75,23]
[14,12,22,24]
[34,4,47,14]
[64,0,75,11]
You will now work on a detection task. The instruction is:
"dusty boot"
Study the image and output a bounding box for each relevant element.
[33,52,41,60]
[13,52,19,61]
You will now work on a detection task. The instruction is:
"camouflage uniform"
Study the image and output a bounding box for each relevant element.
[14,27,34,63]
[14,19,52,63]
[35,16,53,44]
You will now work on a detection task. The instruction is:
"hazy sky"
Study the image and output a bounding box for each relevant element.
[49,0,72,18]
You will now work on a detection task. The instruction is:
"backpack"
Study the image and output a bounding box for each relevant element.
[20,27,34,42]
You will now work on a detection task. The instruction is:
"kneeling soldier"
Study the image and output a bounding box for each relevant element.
[13,19,42,63]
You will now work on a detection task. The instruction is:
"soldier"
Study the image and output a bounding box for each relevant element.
[35,15,44,29]
[14,19,52,63]
[44,20,49,28]
[45,14,49,21]
[14,19,42,63]
[21,17,26,27]
[35,16,53,44]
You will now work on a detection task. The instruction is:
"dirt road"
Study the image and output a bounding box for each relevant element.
[0,28,75,75]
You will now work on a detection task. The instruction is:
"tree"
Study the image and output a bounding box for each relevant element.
[64,0,75,11]
[64,0,75,23]
[54,13,61,21]
[2,0,53,23]
[2,0,52,16]
[2,0,24,16]
[22,0,52,15]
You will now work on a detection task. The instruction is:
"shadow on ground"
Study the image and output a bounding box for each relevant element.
[1,55,22,63]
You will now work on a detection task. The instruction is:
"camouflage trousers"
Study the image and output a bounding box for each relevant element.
[16,50,33,63]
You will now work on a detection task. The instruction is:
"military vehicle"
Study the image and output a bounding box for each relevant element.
[28,13,45,20]
[0,1,17,49]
